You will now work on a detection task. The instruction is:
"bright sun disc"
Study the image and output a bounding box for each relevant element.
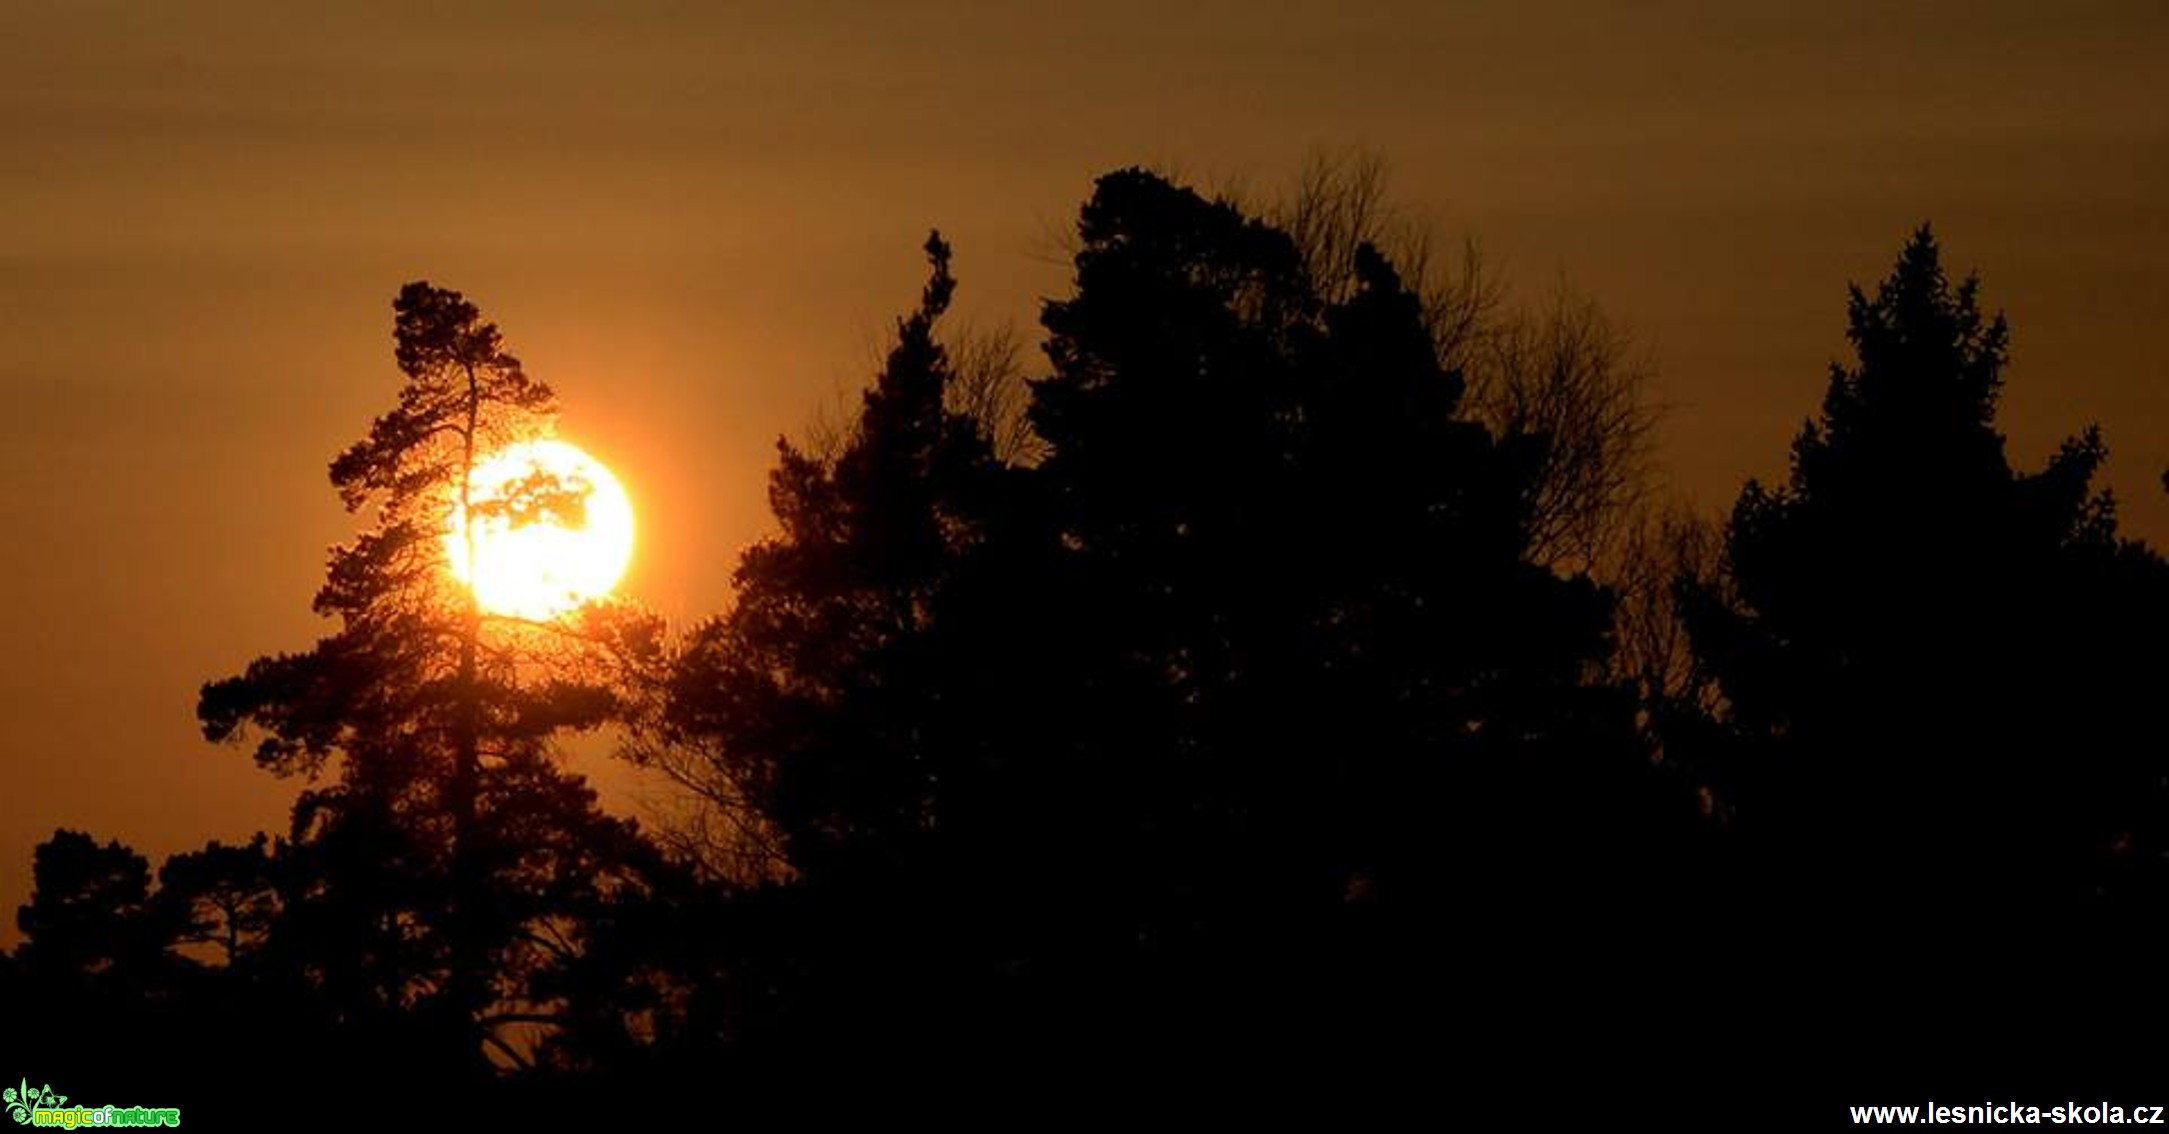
[446,438,635,619]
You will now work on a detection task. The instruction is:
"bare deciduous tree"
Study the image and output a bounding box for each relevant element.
[943,319,1045,466]
[799,321,1042,467]
[1268,148,1502,372]
[1468,281,1660,574]
[1262,149,1660,576]
[1604,497,1724,712]
[620,725,794,886]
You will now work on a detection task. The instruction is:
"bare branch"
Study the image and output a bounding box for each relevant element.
[944,319,1045,466]
[1601,496,1724,714]
[1467,276,1661,575]
[1264,148,1655,576]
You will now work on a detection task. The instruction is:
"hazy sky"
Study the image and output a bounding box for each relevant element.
[2,0,2163,932]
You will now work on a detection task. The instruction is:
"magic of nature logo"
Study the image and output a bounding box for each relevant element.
[4,1080,178,1128]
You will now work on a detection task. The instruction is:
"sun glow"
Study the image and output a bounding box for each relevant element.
[446,438,635,620]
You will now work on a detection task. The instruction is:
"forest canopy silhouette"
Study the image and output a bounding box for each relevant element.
[10,168,2167,1108]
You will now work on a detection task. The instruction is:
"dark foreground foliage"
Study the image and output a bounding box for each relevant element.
[13,177,2168,1118]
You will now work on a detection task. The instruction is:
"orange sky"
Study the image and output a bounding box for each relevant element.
[3,1,2164,933]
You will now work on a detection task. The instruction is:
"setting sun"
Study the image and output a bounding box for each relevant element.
[445,438,635,619]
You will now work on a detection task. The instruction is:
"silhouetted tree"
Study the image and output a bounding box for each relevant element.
[942,321,1045,466]
[197,282,667,1079]
[652,232,1038,1065]
[1030,169,1694,1040]
[661,173,1696,1080]
[1269,148,1500,366]
[1677,227,2169,1081]
[1607,499,1725,719]
[155,833,279,968]
[1266,150,1660,574]
[797,319,1044,469]
[14,830,169,983]
[6,831,225,1099]
[1469,281,1658,571]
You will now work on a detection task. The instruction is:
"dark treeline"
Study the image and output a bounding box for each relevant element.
[10,167,2167,1115]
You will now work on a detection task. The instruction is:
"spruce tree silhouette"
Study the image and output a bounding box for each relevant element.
[1678,227,2169,1091]
[662,232,1031,1071]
